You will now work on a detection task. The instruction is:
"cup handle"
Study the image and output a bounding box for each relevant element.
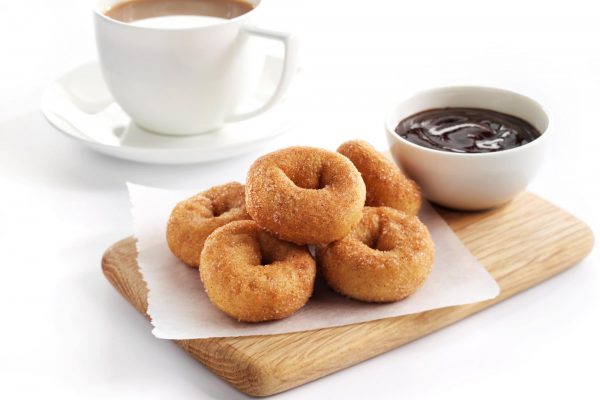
[225,25,298,122]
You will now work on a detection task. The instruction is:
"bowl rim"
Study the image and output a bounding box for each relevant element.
[385,85,552,158]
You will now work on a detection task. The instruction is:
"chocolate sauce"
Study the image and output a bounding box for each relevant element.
[395,108,541,153]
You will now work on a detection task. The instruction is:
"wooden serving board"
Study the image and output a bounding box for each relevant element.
[102,192,593,397]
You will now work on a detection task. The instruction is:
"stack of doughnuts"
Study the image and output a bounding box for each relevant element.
[166,140,435,322]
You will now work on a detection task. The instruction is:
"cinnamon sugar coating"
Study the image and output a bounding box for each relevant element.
[338,140,421,215]
[200,220,316,322]
[245,146,366,245]
[317,207,434,302]
[166,182,250,267]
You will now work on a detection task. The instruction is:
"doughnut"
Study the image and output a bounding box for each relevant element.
[337,140,422,215]
[317,206,434,302]
[200,220,316,322]
[166,182,249,267]
[246,146,366,245]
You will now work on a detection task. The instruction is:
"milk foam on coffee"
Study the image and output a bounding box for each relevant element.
[105,0,254,28]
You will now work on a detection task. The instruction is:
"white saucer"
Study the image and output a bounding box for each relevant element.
[41,61,293,164]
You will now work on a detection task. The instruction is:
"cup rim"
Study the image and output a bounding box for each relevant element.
[93,0,262,31]
[385,85,552,158]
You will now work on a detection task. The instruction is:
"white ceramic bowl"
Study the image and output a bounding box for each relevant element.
[385,86,551,210]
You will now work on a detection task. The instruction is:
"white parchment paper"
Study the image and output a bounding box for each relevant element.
[128,183,500,339]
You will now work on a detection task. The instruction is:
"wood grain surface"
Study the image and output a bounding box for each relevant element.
[102,192,593,397]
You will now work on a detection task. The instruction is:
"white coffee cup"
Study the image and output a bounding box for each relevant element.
[94,0,298,135]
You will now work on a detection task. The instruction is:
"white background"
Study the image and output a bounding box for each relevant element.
[1,0,599,399]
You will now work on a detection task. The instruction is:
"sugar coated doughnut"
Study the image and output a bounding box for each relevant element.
[200,220,316,322]
[166,182,249,267]
[246,146,366,245]
[338,140,421,215]
[317,206,434,302]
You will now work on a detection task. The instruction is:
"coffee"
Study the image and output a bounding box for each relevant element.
[104,0,254,27]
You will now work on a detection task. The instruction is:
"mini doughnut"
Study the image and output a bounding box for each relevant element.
[317,207,434,302]
[166,182,249,267]
[337,140,422,215]
[246,146,366,245]
[200,220,317,322]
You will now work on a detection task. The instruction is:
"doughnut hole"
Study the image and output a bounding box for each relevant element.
[180,195,215,219]
[279,159,324,189]
[350,209,396,252]
[257,231,292,265]
[206,184,246,217]
[278,155,347,191]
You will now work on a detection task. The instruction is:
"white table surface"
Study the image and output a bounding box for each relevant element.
[1,1,599,399]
